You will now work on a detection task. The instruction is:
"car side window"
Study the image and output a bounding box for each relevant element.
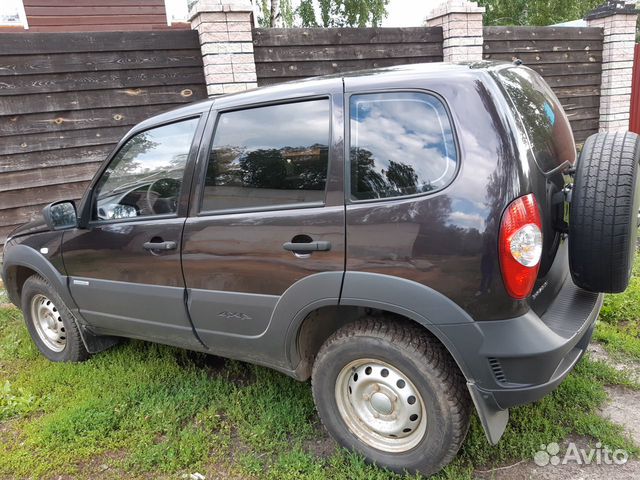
[349,92,458,201]
[92,118,199,221]
[201,99,330,213]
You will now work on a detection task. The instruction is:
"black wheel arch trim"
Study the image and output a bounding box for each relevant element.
[1,243,117,354]
[3,244,78,311]
[284,270,508,444]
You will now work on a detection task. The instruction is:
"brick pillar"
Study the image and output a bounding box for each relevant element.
[586,1,639,132]
[189,0,257,96]
[426,0,485,62]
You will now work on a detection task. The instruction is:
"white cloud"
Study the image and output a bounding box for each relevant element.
[448,210,485,230]
[382,0,443,27]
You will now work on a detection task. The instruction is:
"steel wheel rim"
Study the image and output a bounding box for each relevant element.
[30,294,66,352]
[335,358,427,453]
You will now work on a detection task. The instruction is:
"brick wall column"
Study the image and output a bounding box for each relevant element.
[586,1,639,132]
[189,0,257,96]
[426,0,485,62]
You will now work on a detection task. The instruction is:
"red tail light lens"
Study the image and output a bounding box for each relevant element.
[499,194,543,299]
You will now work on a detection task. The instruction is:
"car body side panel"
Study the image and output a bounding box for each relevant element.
[57,110,211,349]
[181,79,347,359]
[61,217,202,349]
[344,70,529,321]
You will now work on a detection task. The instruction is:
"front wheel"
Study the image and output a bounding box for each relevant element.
[311,319,471,476]
[21,275,89,362]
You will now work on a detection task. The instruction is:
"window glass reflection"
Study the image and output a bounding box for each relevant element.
[202,99,330,212]
[94,118,198,220]
[350,92,458,200]
[497,67,576,172]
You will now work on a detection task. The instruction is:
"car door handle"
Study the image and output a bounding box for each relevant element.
[143,241,177,251]
[282,241,331,252]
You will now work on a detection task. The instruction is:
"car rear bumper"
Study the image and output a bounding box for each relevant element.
[438,273,603,443]
[477,279,601,409]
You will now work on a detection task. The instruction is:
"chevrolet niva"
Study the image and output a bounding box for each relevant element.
[3,62,640,476]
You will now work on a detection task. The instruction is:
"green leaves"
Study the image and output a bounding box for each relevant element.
[0,381,35,421]
[257,0,389,28]
[478,0,602,26]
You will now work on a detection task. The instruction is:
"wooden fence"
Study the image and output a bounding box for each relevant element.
[21,0,188,32]
[483,26,604,143]
[253,27,444,86]
[631,44,640,134]
[0,30,207,247]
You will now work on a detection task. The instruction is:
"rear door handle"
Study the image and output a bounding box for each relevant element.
[143,241,177,251]
[282,241,331,252]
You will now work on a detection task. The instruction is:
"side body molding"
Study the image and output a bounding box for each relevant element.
[186,272,344,373]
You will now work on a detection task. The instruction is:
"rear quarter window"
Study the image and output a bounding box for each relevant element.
[349,91,458,201]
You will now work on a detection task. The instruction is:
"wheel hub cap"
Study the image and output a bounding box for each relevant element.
[370,392,393,415]
[31,294,66,352]
[335,359,427,452]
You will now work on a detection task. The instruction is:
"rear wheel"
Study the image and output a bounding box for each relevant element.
[570,131,640,292]
[311,319,471,476]
[21,275,89,362]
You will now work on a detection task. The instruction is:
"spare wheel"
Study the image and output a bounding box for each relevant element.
[569,131,640,293]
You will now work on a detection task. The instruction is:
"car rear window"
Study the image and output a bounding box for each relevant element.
[494,67,576,172]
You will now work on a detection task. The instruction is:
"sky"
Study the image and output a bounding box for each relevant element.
[382,0,443,27]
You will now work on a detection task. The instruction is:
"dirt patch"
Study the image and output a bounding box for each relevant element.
[587,342,640,444]
[178,351,255,387]
[303,427,337,459]
[601,386,640,446]
[588,343,640,383]
[475,437,640,480]
[51,449,129,480]
[475,459,640,479]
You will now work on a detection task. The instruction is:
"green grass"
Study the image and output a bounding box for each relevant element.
[1,274,640,479]
[597,255,640,360]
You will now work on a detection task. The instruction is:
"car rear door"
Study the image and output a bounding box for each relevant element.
[61,110,208,349]
[181,80,345,365]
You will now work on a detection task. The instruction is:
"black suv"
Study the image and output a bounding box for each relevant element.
[3,62,639,476]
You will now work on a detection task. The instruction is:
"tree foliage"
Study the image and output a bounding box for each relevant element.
[256,0,389,28]
[477,0,602,26]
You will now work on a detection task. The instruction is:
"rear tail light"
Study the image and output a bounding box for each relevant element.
[499,194,543,299]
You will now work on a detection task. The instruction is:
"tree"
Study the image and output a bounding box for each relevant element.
[270,0,281,26]
[256,0,389,28]
[477,0,601,26]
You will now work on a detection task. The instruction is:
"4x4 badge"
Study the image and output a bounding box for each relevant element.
[218,311,252,321]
